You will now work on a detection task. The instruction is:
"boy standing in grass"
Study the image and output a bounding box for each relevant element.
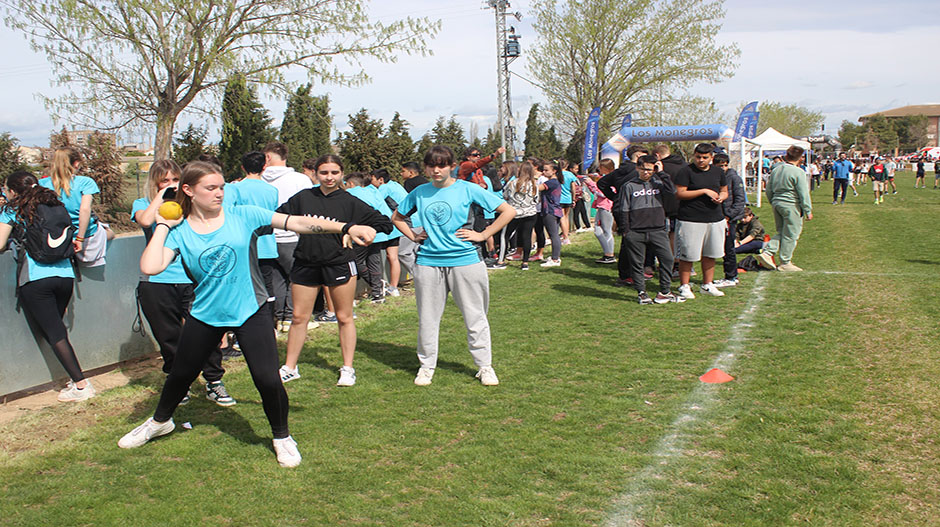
[617,155,681,304]
[392,146,515,386]
[757,145,813,272]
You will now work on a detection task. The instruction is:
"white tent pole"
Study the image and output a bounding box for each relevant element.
[757,146,763,207]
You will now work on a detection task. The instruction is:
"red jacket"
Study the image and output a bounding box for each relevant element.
[458,155,493,189]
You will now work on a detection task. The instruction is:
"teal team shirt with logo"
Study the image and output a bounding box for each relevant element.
[0,208,74,285]
[132,198,190,284]
[224,179,279,259]
[164,205,274,327]
[397,179,505,268]
[39,175,99,238]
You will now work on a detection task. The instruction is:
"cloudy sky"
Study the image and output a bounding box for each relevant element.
[1,0,937,148]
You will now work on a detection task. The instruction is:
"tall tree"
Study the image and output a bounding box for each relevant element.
[893,115,928,152]
[4,1,438,160]
[219,74,275,180]
[527,0,738,137]
[0,133,28,179]
[414,133,434,161]
[336,108,385,172]
[280,85,333,170]
[49,127,123,212]
[751,101,824,138]
[859,114,898,153]
[383,112,415,172]
[523,104,564,160]
[172,124,209,166]
[837,120,862,151]
[481,127,502,157]
[430,116,467,159]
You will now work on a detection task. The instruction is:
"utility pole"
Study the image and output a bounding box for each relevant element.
[487,1,521,161]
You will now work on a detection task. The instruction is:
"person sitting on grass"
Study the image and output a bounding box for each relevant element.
[734,207,765,254]
[617,155,681,305]
[391,145,515,387]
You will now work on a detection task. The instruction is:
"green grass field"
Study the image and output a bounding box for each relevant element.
[1,172,938,526]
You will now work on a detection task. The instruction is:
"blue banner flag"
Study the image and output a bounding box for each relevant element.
[582,107,601,171]
[733,101,758,142]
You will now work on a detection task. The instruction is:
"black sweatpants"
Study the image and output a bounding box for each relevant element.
[137,281,223,381]
[355,244,384,298]
[722,220,738,280]
[623,229,674,294]
[153,306,289,439]
[572,200,590,229]
[18,276,85,382]
[500,214,537,262]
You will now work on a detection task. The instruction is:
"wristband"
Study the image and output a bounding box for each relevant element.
[283,215,290,231]
[74,235,85,242]
[155,223,171,231]
[341,223,355,235]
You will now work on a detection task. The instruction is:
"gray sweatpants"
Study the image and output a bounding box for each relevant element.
[414,261,492,370]
[398,236,418,279]
[273,241,296,322]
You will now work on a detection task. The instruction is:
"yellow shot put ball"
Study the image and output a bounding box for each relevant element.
[159,201,183,220]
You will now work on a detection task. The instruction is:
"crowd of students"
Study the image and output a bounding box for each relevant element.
[2,139,816,467]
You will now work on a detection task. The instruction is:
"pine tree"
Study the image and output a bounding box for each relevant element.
[280,85,332,169]
[0,133,28,179]
[383,112,415,173]
[336,108,385,172]
[219,73,275,180]
[414,133,434,161]
[172,124,209,166]
[523,104,546,157]
[481,127,502,157]
[430,116,467,160]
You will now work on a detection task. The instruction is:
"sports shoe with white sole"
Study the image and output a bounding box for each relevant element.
[414,367,434,386]
[57,381,95,402]
[387,286,401,297]
[336,366,356,387]
[118,417,175,449]
[713,278,739,288]
[206,381,236,406]
[279,365,300,383]
[678,283,695,300]
[756,251,777,270]
[475,366,499,386]
[541,258,561,268]
[700,283,725,297]
[273,436,302,468]
[777,262,803,272]
[654,292,685,304]
[637,291,653,305]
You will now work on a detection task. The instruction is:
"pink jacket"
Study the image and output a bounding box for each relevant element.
[578,174,612,211]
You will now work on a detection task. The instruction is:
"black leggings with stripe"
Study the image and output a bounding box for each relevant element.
[18,276,85,383]
[152,306,289,438]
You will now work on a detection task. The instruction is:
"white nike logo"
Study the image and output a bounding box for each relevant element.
[47,228,69,248]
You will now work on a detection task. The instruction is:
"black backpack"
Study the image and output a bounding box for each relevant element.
[19,203,76,263]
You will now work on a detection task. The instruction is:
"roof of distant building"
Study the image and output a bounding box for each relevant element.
[860,104,940,119]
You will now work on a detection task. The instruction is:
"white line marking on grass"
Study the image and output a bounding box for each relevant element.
[604,272,770,527]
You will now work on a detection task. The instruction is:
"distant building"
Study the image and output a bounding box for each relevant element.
[859,104,940,147]
[15,146,43,164]
[64,129,117,148]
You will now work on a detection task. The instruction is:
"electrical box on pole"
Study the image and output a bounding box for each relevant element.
[486,0,521,161]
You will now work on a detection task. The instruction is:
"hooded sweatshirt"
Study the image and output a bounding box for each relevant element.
[616,172,676,233]
[261,165,314,244]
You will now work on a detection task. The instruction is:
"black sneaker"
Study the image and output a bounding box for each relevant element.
[206,381,236,407]
[637,291,653,305]
[370,295,386,304]
[520,263,529,271]
[595,256,616,264]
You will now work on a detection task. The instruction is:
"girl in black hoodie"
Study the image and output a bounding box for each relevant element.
[276,155,393,387]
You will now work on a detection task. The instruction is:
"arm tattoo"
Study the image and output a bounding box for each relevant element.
[307,224,325,234]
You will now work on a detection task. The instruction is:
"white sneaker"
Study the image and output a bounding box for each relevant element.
[273,436,302,467]
[700,283,725,297]
[57,380,96,402]
[541,258,561,268]
[678,283,695,300]
[414,367,434,386]
[118,417,175,449]
[387,286,401,297]
[475,366,499,386]
[307,320,320,330]
[279,365,300,383]
[336,366,356,387]
[713,278,738,288]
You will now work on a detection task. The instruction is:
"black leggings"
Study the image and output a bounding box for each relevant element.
[500,214,537,262]
[153,306,289,438]
[572,200,590,229]
[18,276,85,382]
[137,281,223,381]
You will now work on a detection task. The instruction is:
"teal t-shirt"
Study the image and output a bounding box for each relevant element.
[560,171,575,205]
[397,179,505,267]
[347,186,401,242]
[379,181,408,209]
[1,208,74,286]
[39,175,99,237]
[132,198,190,284]
[225,179,279,259]
[164,205,274,326]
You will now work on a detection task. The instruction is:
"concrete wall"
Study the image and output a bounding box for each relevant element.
[1,235,156,397]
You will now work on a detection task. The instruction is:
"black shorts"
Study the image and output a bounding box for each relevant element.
[383,237,400,249]
[290,261,357,287]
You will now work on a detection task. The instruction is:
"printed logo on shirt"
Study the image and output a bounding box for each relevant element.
[425,201,453,226]
[632,188,660,197]
[198,245,237,277]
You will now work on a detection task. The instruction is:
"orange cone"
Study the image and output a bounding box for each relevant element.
[699,368,734,383]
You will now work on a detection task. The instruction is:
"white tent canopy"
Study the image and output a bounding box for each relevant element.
[730,127,811,207]
[749,127,811,151]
